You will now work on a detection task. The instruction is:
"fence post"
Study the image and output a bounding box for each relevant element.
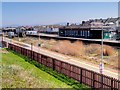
[20,47,22,54]
[31,43,33,59]
[80,68,82,84]
[111,78,113,90]
[37,53,39,62]
[6,40,8,48]
[101,74,103,89]
[11,44,13,50]
[93,72,95,88]
[52,59,55,70]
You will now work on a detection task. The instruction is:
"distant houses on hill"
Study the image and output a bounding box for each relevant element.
[2,17,120,40]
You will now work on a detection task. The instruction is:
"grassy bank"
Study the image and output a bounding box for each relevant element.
[1,49,87,89]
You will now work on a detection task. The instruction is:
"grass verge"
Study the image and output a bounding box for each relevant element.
[2,48,89,89]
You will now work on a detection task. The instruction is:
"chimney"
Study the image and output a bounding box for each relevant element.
[82,21,85,25]
[67,22,69,26]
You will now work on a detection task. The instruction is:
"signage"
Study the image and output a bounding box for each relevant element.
[99,63,104,74]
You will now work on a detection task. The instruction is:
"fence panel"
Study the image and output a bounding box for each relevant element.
[70,65,80,81]
[38,54,42,63]
[81,69,94,87]
[6,43,120,89]
[33,51,38,61]
[46,57,53,68]
[54,60,62,73]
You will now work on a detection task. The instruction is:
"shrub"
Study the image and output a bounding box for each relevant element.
[85,44,101,56]
[51,40,85,57]
[85,44,115,56]
[103,45,115,56]
[72,40,85,55]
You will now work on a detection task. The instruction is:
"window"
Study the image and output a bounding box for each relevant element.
[65,31,66,36]
[80,30,82,36]
[66,31,68,35]
[86,31,88,37]
[76,31,78,35]
[69,31,71,35]
[60,31,63,34]
[83,31,84,36]
[81,30,82,36]
[67,30,69,35]
[88,31,90,36]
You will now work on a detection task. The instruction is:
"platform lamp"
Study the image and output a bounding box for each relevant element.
[39,32,40,41]
[100,26,104,74]
[18,28,20,41]
[2,32,4,42]
[100,26,104,88]
[38,32,41,53]
[31,43,33,59]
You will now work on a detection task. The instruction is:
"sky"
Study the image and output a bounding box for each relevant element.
[2,2,118,27]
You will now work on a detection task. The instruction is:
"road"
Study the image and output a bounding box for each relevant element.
[2,37,120,80]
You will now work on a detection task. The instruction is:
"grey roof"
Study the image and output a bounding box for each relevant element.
[105,18,118,23]
[58,17,120,30]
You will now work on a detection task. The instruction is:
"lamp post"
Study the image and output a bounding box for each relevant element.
[2,32,4,42]
[31,43,33,59]
[39,32,40,41]
[101,26,104,74]
[38,32,41,53]
[99,26,105,74]
[100,26,104,89]
[18,28,20,41]
[2,32,4,48]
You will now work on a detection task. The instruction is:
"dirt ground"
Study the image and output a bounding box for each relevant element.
[13,36,119,70]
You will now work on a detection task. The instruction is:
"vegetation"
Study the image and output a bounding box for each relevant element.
[13,37,118,70]
[2,48,88,89]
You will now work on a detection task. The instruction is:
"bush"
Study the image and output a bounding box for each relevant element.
[51,40,85,57]
[85,44,115,56]
[103,45,115,56]
[85,44,101,56]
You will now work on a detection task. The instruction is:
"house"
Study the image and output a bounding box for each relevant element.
[16,27,26,37]
[2,27,16,36]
